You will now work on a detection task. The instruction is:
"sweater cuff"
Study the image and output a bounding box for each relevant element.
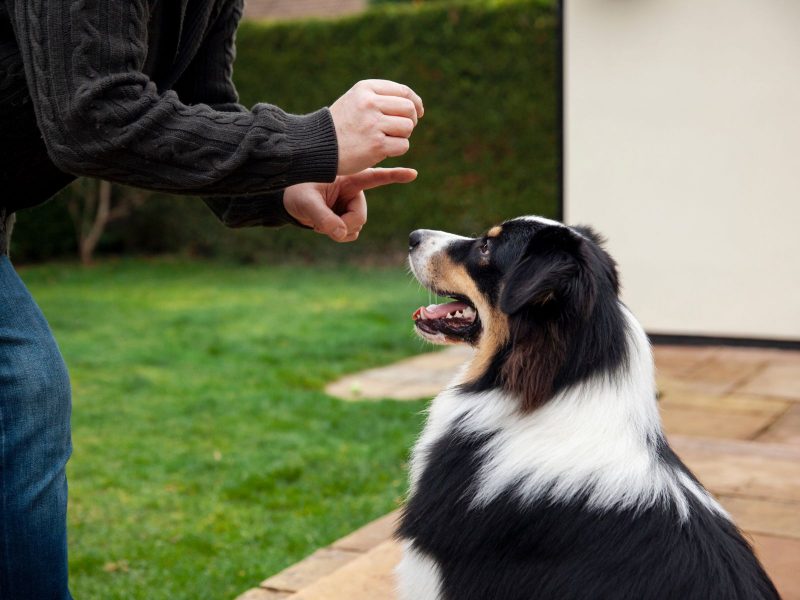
[281,108,339,186]
[203,192,307,229]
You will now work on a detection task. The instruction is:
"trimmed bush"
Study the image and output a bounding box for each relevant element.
[13,0,559,262]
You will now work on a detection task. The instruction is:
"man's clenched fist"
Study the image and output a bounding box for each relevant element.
[329,80,424,175]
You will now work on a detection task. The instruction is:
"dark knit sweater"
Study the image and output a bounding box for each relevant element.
[0,0,339,236]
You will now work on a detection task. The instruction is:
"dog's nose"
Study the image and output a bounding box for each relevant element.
[409,230,424,251]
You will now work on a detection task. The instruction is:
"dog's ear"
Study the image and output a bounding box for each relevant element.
[499,227,594,412]
[500,226,593,319]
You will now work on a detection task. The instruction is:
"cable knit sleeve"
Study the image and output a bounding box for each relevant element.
[172,0,302,228]
[173,0,249,115]
[5,0,339,196]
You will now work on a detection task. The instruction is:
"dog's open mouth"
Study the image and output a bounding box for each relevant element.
[412,294,481,343]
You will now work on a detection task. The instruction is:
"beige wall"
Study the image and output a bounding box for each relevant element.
[565,0,800,341]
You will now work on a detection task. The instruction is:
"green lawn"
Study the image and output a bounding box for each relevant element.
[20,259,434,600]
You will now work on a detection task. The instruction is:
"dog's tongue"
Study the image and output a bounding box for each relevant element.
[413,301,470,321]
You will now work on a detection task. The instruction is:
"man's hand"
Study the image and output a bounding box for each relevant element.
[283,168,418,242]
[330,80,424,175]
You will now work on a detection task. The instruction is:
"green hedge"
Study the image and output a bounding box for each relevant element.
[13,0,559,263]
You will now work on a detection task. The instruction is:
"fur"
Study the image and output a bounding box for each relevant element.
[398,217,779,600]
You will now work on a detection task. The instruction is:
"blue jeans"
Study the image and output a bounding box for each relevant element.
[0,256,72,599]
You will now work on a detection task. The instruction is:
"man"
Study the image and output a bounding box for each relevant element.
[0,0,424,597]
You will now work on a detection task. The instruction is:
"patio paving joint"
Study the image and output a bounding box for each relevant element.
[750,403,794,440]
[731,361,770,394]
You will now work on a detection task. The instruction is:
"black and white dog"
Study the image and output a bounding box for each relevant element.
[398,217,779,600]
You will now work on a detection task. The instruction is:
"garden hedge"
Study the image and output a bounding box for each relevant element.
[13,0,559,263]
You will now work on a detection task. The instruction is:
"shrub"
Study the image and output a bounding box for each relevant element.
[12,0,559,263]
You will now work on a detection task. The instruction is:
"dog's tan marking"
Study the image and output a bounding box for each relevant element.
[429,253,509,384]
[487,225,503,238]
[464,307,509,384]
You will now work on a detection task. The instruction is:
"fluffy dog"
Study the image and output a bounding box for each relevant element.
[397,217,779,600]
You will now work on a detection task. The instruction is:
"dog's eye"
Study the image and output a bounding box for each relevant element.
[479,240,490,255]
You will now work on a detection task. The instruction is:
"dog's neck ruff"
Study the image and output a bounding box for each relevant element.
[410,306,724,521]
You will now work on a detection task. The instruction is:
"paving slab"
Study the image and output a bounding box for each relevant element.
[758,404,800,446]
[259,548,361,594]
[666,357,766,395]
[325,346,473,401]
[670,435,800,502]
[660,405,777,440]
[712,347,800,365]
[736,363,800,401]
[652,345,716,376]
[658,390,790,417]
[749,534,800,600]
[286,541,401,600]
[719,496,800,540]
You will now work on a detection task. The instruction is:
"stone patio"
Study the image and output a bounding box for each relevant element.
[239,345,800,600]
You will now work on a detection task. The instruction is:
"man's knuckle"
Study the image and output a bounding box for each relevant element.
[358,95,375,111]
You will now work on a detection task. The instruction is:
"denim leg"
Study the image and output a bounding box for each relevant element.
[0,256,73,600]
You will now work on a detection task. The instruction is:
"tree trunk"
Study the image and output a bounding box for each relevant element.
[79,180,112,265]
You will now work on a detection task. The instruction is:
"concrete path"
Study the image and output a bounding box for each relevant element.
[325,346,473,401]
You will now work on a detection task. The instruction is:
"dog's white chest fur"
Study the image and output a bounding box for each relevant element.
[396,541,444,600]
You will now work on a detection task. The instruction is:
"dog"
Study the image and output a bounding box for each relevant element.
[397,216,779,600]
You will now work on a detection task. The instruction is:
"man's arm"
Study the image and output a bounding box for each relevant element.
[171,1,425,239]
[7,0,338,196]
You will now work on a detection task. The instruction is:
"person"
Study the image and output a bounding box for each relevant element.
[0,0,424,597]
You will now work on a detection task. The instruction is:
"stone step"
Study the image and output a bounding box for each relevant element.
[236,513,399,600]
[285,541,401,600]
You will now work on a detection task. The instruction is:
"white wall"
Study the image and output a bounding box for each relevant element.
[565,0,800,341]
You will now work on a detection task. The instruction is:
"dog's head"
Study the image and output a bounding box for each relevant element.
[409,216,628,411]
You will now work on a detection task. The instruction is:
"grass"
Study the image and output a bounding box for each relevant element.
[19,258,436,599]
